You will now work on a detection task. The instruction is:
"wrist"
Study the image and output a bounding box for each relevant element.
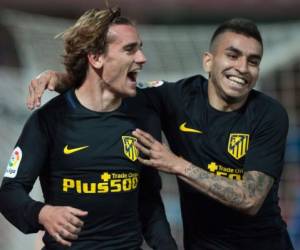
[55,72,70,93]
[175,158,191,176]
[38,204,51,225]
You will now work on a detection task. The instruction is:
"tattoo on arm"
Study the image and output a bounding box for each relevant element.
[182,164,274,214]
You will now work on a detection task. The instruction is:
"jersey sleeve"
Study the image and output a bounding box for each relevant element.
[135,81,177,250]
[138,81,177,128]
[244,104,289,179]
[138,167,177,250]
[131,88,163,141]
[134,87,177,249]
[0,111,48,233]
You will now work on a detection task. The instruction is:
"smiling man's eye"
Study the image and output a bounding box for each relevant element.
[248,58,260,67]
[227,53,238,59]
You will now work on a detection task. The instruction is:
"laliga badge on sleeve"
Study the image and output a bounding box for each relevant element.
[137,80,164,89]
[4,147,22,178]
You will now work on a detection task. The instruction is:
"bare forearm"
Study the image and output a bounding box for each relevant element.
[179,164,247,211]
[132,129,274,215]
[178,163,274,215]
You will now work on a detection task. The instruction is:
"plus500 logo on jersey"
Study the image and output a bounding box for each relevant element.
[62,172,139,194]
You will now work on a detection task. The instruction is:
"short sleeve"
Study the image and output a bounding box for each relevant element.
[244,104,289,179]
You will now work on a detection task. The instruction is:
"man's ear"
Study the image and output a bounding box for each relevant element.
[202,52,213,74]
[87,53,103,69]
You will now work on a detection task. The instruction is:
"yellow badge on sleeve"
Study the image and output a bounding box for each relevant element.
[4,147,22,178]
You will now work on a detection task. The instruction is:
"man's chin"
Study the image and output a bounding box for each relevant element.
[119,89,137,98]
[223,92,248,104]
[127,90,137,97]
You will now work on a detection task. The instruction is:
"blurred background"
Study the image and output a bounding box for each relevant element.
[0,0,300,249]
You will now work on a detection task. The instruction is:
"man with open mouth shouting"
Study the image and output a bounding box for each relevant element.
[0,7,176,250]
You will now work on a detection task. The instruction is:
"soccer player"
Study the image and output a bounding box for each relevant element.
[25,19,294,249]
[132,19,294,250]
[0,8,176,250]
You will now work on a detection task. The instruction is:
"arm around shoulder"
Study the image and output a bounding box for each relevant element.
[27,70,72,110]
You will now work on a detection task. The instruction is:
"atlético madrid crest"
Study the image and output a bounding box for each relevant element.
[227,133,250,160]
[122,136,139,162]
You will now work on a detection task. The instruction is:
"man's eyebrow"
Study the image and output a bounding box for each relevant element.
[225,46,262,60]
[123,41,143,50]
[225,46,242,54]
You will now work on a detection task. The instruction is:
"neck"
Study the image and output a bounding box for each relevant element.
[75,73,122,112]
[207,81,248,112]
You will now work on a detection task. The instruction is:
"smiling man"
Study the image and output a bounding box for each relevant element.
[0,7,176,250]
[132,19,294,250]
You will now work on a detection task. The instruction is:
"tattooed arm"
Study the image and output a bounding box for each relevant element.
[132,129,274,216]
[181,164,273,215]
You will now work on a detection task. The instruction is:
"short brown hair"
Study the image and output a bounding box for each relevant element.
[59,7,134,87]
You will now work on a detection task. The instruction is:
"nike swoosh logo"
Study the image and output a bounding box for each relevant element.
[63,145,89,155]
[179,122,203,134]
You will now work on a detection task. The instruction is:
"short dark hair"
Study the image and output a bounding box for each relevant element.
[210,18,263,51]
[59,7,134,87]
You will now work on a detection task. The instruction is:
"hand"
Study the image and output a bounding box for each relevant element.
[132,129,189,174]
[26,70,59,110]
[38,205,88,247]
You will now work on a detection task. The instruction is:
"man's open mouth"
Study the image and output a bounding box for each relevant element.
[127,69,140,82]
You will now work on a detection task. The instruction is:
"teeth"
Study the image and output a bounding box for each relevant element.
[129,68,141,73]
[228,76,246,85]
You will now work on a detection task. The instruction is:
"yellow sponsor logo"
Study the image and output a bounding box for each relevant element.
[63,145,89,155]
[122,136,139,161]
[63,172,139,194]
[227,133,250,160]
[179,122,203,134]
[208,162,243,180]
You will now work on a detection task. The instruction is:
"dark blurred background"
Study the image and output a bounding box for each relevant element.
[0,1,300,249]
[2,0,300,23]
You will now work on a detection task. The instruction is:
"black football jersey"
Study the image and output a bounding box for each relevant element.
[140,75,292,250]
[0,89,176,250]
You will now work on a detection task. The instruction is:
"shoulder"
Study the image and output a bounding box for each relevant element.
[249,90,288,120]
[36,89,73,117]
[138,74,206,89]
[25,90,74,130]
[248,90,289,131]
[137,74,207,96]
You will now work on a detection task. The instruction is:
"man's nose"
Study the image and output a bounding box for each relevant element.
[135,50,147,65]
[236,57,248,73]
